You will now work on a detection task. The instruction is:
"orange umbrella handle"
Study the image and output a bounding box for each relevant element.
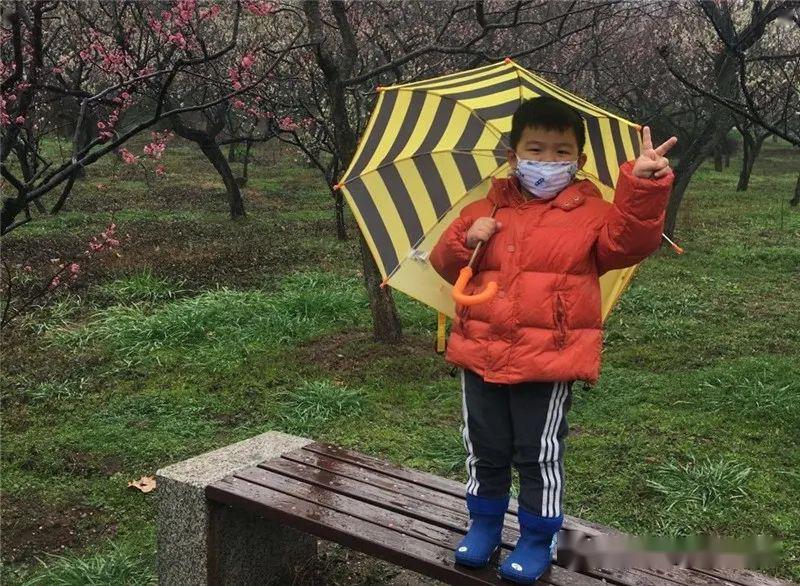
[451,202,500,307]
[452,266,498,306]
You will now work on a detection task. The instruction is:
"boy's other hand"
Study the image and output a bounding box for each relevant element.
[633,126,677,179]
[465,217,502,249]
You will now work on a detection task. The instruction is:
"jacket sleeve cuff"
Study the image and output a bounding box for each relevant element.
[615,159,673,221]
[447,216,475,264]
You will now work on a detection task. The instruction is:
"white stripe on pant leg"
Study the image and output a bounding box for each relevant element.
[550,384,568,516]
[461,368,480,495]
[542,382,567,516]
[548,384,568,516]
[544,382,566,516]
[537,382,562,516]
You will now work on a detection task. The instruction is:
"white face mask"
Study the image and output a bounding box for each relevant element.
[514,158,579,199]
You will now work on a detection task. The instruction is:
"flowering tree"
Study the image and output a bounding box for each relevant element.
[656,0,800,225]
[1,221,126,329]
[555,0,798,235]
[0,0,300,233]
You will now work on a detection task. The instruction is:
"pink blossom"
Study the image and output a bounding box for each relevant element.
[278,116,298,132]
[244,1,276,16]
[119,148,138,165]
[241,54,255,69]
[15,115,25,125]
[84,222,121,256]
[23,265,32,272]
[200,5,221,19]
[168,32,187,48]
[69,263,81,274]
[155,164,167,177]
[48,275,61,290]
[233,99,245,109]
[97,121,106,129]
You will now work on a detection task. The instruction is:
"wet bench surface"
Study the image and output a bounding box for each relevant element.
[206,441,792,586]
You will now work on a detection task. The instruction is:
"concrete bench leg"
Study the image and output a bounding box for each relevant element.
[156,431,317,586]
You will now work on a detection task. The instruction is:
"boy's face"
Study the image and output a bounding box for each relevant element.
[507,125,587,172]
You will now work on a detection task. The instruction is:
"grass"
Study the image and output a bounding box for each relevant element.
[645,455,752,513]
[1,137,798,584]
[19,540,155,586]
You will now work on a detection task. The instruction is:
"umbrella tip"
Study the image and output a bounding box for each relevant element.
[376,85,383,91]
[504,57,512,63]
[333,183,340,190]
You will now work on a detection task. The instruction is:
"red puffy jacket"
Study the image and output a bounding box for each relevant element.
[429,160,674,385]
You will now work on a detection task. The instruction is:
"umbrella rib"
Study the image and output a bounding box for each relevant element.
[339,148,506,187]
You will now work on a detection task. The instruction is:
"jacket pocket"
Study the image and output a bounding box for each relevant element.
[553,292,568,349]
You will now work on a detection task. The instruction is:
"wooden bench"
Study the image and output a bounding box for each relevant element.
[205,441,792,586]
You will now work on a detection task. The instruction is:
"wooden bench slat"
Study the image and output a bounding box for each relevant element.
[633,567,741,586]
[283,447,521,529]
[206,476,501,585]
[692,569,797,586]
[257,454,521,549]
[233,465,461,549]
[587,566,688,586]
[283,448,482,517]
[303,441,475,499]
[302,442,608,537]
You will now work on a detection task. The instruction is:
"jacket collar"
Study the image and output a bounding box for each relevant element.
[488,174,603,212]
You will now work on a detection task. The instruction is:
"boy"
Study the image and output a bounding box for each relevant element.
[428,96,676,583]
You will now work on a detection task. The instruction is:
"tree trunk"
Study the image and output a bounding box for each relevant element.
[198,140,246,218]
[665,118,728,238]
[737,133,764,192]
[73,106,94,179]
[305,0,402,343]
[241,138,252,186]
[737,132,753,191]
[359,231,402,343]
[791,172,800,207]
[227,142,237,162]
[723,150,730,168]
[334,189,346,240]
[713,146,724,171]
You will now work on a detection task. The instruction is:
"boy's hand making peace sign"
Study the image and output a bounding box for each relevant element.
[632,126,677,179]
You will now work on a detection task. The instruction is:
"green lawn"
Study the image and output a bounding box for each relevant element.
[1,137,798,584]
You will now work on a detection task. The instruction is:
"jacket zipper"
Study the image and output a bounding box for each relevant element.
[554,292,567,349]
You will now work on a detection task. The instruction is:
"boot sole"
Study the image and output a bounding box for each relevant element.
[454,544,501,569]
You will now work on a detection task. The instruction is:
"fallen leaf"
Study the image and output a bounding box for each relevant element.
[128,475,157,493]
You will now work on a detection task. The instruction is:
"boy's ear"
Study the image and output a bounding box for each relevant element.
[577,152,587,170]
[507,148,518,170]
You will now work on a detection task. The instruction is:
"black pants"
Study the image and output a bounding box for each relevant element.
[459,367,574,518]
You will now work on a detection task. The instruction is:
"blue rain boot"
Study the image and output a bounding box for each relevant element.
[454,493,510,568]
[498,505,562,583]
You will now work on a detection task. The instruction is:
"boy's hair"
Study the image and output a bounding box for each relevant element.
[509,96,586,153]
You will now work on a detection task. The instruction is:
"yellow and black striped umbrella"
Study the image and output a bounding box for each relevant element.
[336,58,643,348]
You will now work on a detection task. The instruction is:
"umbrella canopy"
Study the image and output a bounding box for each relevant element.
[336,58,643,327]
